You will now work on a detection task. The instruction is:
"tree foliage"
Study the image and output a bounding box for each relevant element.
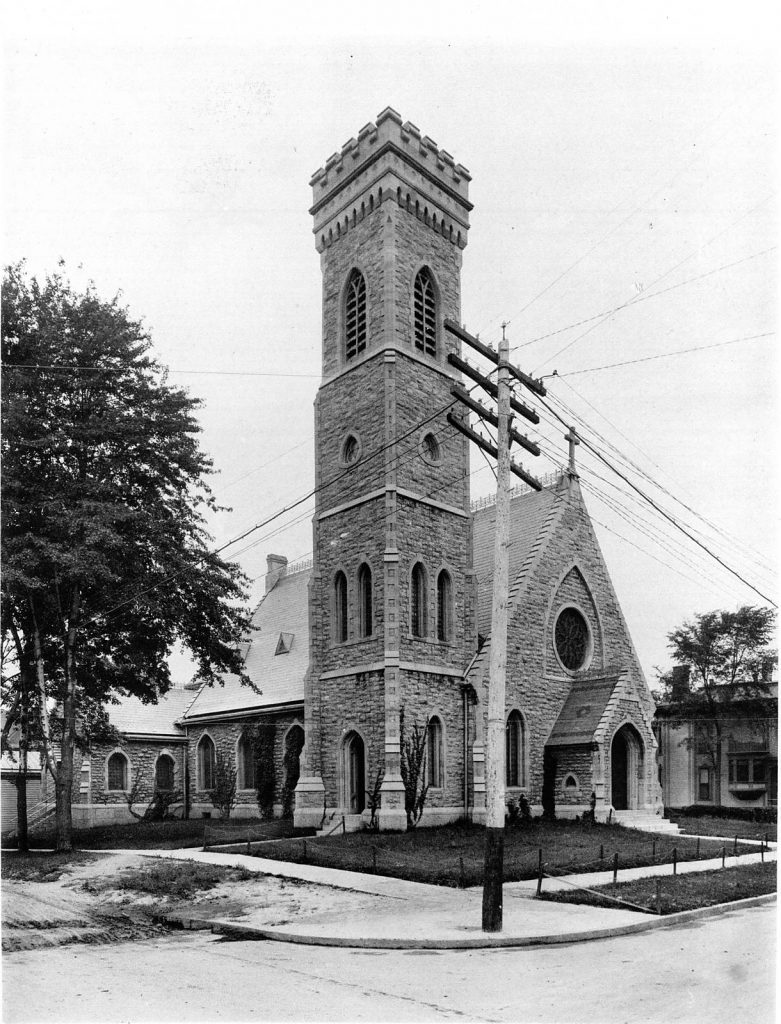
[1,262,253,849]
[658,606,776,702]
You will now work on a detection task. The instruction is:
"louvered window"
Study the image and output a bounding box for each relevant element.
[437,570,452,642]
[334,571,348,643]
[411,562,427,637]
[358,563,372,638]
[413,267,436,356]
[345,270,367,360]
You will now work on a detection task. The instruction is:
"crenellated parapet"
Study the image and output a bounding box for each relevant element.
[310,107,472,253]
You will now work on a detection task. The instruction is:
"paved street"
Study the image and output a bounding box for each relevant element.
[3,901,774,1023]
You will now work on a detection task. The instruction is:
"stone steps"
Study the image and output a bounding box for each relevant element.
[612,811,681,835]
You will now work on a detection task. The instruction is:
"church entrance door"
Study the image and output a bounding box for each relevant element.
[344,732,366,814]
[611,723,643,810]
[611,731,629,809]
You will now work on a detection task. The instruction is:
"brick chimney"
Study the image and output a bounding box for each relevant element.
[265,554,288,593]
[671,665,691,701]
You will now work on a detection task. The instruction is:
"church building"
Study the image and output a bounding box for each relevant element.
[66,109,666,832]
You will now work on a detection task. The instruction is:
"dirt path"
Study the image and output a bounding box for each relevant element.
[1,851,381,952]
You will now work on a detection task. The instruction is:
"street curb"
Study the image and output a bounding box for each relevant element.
[174,892,776,950]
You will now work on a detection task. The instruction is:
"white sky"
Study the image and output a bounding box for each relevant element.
[3,3,777,683]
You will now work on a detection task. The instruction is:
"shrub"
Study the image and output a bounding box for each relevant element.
[209,751,237,820]
[667,804,777,824]
[399,708,429,829]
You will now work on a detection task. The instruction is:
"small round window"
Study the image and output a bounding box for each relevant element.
[341,434,360,465]
[421,432,441,465]
[554,607,590,671]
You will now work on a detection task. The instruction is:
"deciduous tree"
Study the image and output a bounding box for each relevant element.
[1,262,253,850]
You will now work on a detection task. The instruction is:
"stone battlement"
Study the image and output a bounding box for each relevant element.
[310,107,471,207]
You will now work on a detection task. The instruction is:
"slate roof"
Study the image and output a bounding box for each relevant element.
[182,568,310,721]
[472,481,564,636]
[546,674,622,747]
[106,688,196,737]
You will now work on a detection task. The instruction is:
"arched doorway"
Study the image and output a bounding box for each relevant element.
[611,723,644,810]
[343,732,366,813]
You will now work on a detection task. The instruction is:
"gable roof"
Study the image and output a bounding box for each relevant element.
[546,672,622,747]
[105,688,196,738]
[472,477,566,637]
[182,567,310,722]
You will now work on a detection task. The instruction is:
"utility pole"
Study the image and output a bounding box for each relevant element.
[482,323,511,932]
[444,317,546,934]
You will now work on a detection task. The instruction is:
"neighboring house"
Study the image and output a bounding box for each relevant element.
[74,108,668,831]
[654,673,778,811]
[1,747,43,835]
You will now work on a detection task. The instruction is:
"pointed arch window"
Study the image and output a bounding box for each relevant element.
[358,563,372,638]
[414,267,436,356]
[334,571,348,643]
[437,570,452,642]
[107,752,129,791]
[427,716,444,788]
[197,735,216,791]
[505,711,526,788]
[237,731,256,790]
[155,754,175,792]
[411,562,428,638]
[345,270,367,360]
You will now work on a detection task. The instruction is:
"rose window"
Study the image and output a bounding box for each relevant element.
[555,607,590,671]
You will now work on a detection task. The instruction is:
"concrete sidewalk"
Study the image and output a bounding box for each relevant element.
[139,845,777,949]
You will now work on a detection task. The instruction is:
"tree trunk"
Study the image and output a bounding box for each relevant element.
[56,586,81,852]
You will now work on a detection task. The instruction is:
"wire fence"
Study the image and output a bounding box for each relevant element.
[236,827,773,893]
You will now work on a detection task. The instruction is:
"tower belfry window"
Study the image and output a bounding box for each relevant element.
[345,270,367,361]
[414,268,436,357]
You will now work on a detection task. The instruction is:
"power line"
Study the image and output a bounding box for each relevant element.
[539,393,777,606]
[547,384,777,579]
[1,362,319,379]
[542,331,774,378]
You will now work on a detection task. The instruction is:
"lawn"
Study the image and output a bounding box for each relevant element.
[540,860,777,915]
[4,816,303,851]
[1,850,103,883]
[251,819,755,887]
[667,812,777,842]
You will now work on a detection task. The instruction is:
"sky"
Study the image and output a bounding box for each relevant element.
[3,2,777,684]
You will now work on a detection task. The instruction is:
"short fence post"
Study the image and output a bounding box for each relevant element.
[459,856,465,889]
[721,845,726,868]
[761,841,765,863]
[372,846,377,874]
[655,878,662,916]
[536,848,543,897]
[696,836,700,859]
[612,852,618,890]
[342,815,346,835]
[672,847,677,875]
[608,808,613,825]
[652,840,656,862]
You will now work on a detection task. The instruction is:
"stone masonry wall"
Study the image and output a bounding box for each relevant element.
[476,479,657,807]
[86,740,187,808]
[188,712,304,816]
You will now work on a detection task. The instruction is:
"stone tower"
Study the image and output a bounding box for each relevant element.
[294,108,476,830]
